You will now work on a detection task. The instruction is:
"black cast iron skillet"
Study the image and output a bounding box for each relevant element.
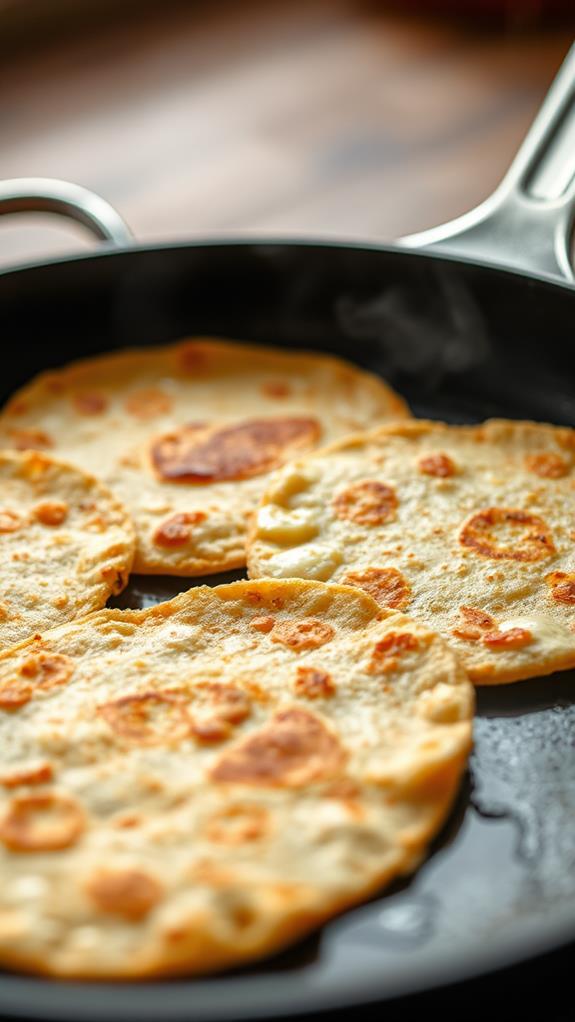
[1,41,575,1022]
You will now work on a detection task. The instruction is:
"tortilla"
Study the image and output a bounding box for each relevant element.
[0,578,471,977]
[248,419,575,684]
[0,339,410,575]
[0,450,134,651]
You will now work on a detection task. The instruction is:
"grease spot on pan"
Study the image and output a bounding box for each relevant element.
[376,894,437,947]
[472,673,575,913]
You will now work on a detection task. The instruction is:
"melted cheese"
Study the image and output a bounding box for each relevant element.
[266,543,342,581]
[256,505,320,544]
[264,467,315,506]
[498,615,567,645]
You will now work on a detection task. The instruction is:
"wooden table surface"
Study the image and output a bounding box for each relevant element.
[0,0,574,270]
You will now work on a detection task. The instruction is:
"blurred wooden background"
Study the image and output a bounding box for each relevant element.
[0,0,574,268]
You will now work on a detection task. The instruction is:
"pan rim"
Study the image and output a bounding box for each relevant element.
[1,234,575,296]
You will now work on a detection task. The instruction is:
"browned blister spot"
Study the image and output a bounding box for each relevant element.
[452,605,497,641]
[367,631,419,674]
[0,762,53,788]
[546,570,575,605]
[294,666,335,699]
[72,392,108,416]
[113,812,141,830]
[6,399,28,417]
[20,653,75,690]
[45,377,66,395]
[205,804,269,845]
[33,501,68,526]
[190,719,232,743]
[418,453,456,477]
[525,453,569,478]
[342,566,410,609]
[262,381,292,399]
[0,793,84,851]
[187,682,252,743]
[152,511,206,548]
[211,707,346,787]
[7,429,52,451]
[178,343,210,374]
[272,618,334,651]
[482,628,533,649]
[85,869,163,921]
[0,652,75,711]
[20,452,53,480]
[250,616,275,633]
[124,387,172,420]
[234,676,261,702]
[151,417,320,483]
[322,778,361,801]
[0,682,31,711]
[332,480,398,526]
[193,682,252,726]
[0,510,21,533]
[84,509,111,533]
[460,508,555,562]
[98,692,191,745]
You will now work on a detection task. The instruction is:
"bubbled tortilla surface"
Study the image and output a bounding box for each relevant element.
[248,419,575,684]
[0,339,410,576]
[0,578,471,978]
[0,451,134,651]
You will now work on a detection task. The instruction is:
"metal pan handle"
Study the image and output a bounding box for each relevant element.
[401,44,575,283]
[0,178,133,247]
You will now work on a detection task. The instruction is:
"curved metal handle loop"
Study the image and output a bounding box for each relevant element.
[400,45,575,283]
[0,178,133,247]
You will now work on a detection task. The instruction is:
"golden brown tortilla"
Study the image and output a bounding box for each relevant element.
[0,578,471,977]
[0,338,410,575]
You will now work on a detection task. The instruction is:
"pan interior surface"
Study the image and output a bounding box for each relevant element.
[0,241,574,1020]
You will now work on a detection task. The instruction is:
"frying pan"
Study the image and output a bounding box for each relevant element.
[1,39,575,1022]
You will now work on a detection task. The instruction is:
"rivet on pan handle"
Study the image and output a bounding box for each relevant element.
[400,44,575,284]
[0,178,133,247]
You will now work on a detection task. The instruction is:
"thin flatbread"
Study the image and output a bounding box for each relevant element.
[248,419,575,685]
[0,450,134,651]
[0,339,410,576]
[0,579,472,978]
